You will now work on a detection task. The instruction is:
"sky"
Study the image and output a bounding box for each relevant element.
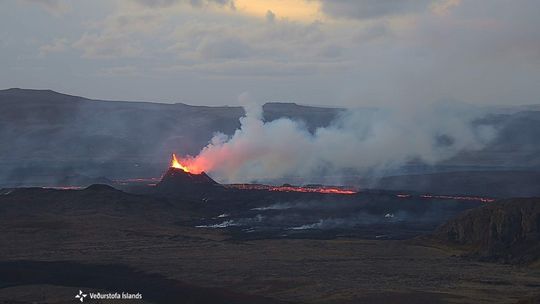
[1,0,539,107]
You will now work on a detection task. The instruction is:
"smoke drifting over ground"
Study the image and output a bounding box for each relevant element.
[5,89,520,190]
[181,96,496,183]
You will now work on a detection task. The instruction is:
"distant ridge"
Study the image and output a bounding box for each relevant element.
[0,87,87,102]
[0,88,339,110]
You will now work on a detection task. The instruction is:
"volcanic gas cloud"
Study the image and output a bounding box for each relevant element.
[173,97,495,183]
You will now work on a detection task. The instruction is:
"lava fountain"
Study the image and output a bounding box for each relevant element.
[170,153,193,173]
[169,153,210,175]
[156,154,220,192]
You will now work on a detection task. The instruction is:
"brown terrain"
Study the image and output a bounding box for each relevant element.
[0,185,539,304]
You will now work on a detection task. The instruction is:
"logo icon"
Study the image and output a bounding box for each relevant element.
[75,290,87,302]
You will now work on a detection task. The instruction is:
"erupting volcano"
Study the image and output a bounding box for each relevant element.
[170,153,192,173]
[169,153,209,174]
[157,154,220,193]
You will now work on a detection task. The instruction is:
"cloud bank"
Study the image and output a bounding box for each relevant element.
[3,0,539,107]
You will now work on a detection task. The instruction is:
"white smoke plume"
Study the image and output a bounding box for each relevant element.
[181,94,495,183]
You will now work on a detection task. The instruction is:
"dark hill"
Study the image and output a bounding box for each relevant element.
[156,168,221,195]
[0,185,174,220]
[432,198,540,263]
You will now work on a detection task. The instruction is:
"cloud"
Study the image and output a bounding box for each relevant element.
[319,0,431,20]
[6,0,540,107]
[101,12,166,34]
[166,18,329,64]
[18,0,70,15]
[39,38,68,56]
[130,0,233,8]
[266,10,276,23]
[130,0,179,7]
[198,37,254,59]
[71,11,165,59]
[72,33,142,59]
[431,0,462,16]
[190,0,232,6]
[98,66,143,77]
[317,45,342,58]
[159,60,349,78]
[354,22,392,43]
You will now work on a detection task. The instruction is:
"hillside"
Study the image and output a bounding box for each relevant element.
[432,198,540,264]
[0,186,539,303]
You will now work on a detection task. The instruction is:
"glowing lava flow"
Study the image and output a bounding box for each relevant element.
[170,153,191,173]
[227,184,357,195]
[169,153,207,174]
[269,185,357,195]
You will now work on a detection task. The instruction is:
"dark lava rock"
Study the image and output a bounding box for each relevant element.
[156,167,221,194]
[85,184,121,192]
[433,198,540,263]
[516,294,540,304]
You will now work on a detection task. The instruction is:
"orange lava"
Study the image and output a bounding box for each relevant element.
[170,153,192,173]
[227,184,357,195]
[170,153,205,174]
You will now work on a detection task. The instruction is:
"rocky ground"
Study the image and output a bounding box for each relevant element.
[0,186,539,303]
[432,198,540,264]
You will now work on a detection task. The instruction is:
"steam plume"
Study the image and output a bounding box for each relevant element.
[181,95,495,183]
